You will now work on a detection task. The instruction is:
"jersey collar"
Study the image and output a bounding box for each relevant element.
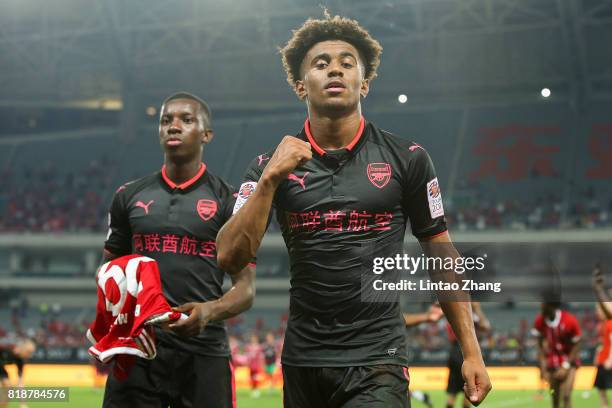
[545,310,562,328]
[161,162,206,190]
[304,116,365,156]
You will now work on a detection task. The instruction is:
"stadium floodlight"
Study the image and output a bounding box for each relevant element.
[398,94,408,104]
[146,106,157,116]
[541,88,551,98]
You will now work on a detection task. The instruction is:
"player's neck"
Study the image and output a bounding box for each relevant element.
[307,109,362,151]
[163,159,203,185]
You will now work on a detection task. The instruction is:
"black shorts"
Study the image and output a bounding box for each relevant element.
[282,364,410,408]
[0,364,7,380]
[103,343,234,408]
[446,342,464,395]
[595,365,612,390]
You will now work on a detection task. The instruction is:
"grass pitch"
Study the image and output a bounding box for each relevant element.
[6,387,606,407]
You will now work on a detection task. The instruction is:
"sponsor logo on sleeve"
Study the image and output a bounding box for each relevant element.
[426,178,444,218]
[232,182,257,214]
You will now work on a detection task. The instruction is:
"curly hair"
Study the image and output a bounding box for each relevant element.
[280,11,383,87]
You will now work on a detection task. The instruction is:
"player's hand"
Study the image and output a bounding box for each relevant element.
[169,302,215,337]
[462,357,492,406]
[427,304,444,322]
[605,359,612,370]
[552,367,569,381]
[261,136,312,186]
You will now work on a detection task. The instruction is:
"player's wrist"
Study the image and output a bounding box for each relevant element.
[259,172,283,190]
[463,352,484,366]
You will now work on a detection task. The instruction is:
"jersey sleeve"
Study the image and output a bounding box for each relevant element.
[232,153,275,216]
[104,185,132,256]
[400,146,448,239]
[220,184,238,224]
[567,314,582,342]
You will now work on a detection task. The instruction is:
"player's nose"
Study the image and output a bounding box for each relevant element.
[167,119,182,134]
[327,64,343,77]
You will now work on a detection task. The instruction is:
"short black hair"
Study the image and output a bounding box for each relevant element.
[161,92,212,128]
[280,11,382,86]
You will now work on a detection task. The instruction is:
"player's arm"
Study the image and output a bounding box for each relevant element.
[554,338,581,381]
[403,313,430,327]
[566,337,581,364]
[592,264,612,319]
[170,264,255,337]
[101,184,132,264]
[216,137,311,273]
[535,335,548,381]
[420,231,491,406]
[403,304,443,328]
[472,302,492,334]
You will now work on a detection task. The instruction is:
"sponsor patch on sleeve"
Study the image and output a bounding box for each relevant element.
[426,178,444,219]
[232,182,257,214]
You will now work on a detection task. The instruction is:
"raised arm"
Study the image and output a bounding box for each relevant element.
[216,136,311,273]
[593,264,612,319]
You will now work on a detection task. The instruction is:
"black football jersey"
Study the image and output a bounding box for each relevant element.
[234,118,447,366]
[105,164,237,356]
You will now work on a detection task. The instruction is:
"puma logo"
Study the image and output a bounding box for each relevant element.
[288,172,309,190]
[409,143,424,152]
[257,154,270,166]
[135,200,154,215]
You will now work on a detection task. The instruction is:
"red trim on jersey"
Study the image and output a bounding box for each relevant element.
[304,116,365,155]
[161,163,206,190]
[402,366,410,384]
[424,229,448,240]
[229,360,236,408]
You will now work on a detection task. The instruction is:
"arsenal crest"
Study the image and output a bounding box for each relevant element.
[197,199,217,221]
[367,163,392,189]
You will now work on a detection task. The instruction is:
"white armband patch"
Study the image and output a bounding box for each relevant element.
[426,178,444,218]
[233,182,257,214]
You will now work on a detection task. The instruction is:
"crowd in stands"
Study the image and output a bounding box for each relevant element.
[0,158,114,232]
[446,187,612,231]
[0,163,610,233]
[2,302,89,348]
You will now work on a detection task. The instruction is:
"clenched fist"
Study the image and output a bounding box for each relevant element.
[261,136,312,186]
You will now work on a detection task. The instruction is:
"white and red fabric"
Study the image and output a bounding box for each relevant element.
[532,309,582,369]
[86,254,184,366]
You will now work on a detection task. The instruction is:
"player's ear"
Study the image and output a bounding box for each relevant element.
[295,80,307,100]
[203,130,214,144]
[360,78,369,99]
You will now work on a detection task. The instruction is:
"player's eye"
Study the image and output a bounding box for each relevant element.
[342,62,354,68]
[183,117,194,124]
[315,61,328,69]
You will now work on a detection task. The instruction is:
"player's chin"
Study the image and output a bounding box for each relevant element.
[163,147,190,160]
[320,99,356,113]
